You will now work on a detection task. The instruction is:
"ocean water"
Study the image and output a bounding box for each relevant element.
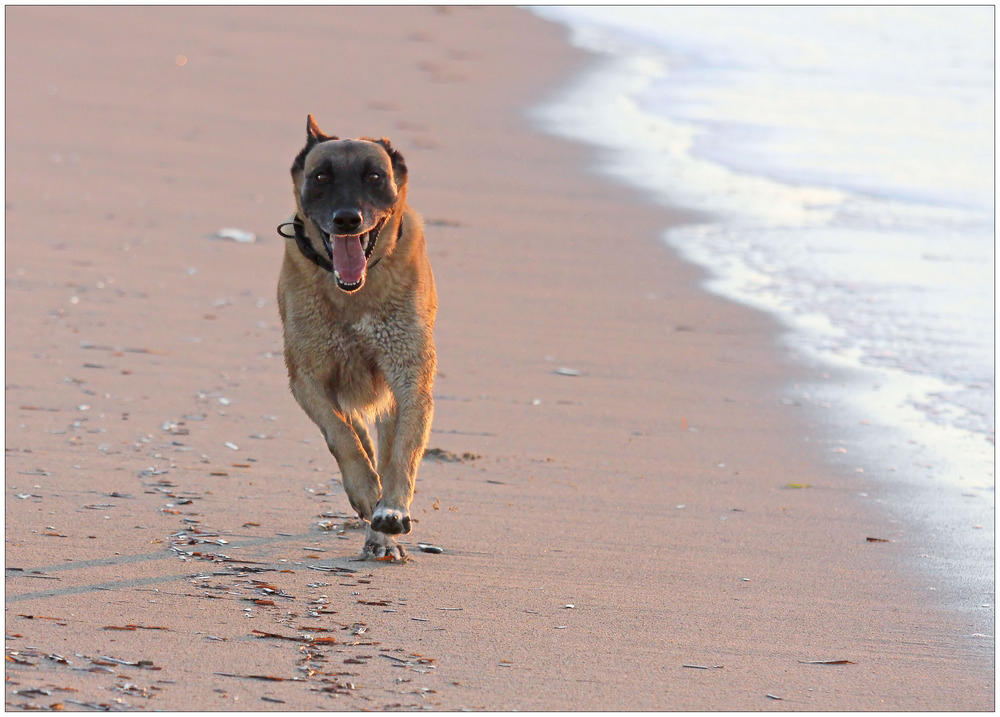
[531,7,994,504]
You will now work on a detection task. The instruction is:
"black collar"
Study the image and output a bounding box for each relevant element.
[277,215,400,273]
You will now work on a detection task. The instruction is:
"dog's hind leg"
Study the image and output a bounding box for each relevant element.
[362,522,407,561]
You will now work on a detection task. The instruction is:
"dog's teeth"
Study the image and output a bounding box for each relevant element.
[334,270,341,279]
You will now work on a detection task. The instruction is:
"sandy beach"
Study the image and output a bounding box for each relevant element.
[5,6,993,711]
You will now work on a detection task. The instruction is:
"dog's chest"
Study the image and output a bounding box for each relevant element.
[323,310,411,363]
[351,313,392,346]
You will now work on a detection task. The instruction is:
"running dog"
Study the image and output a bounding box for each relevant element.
[277,115,437,561]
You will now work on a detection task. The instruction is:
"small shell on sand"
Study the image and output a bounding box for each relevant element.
[209,228,257,243]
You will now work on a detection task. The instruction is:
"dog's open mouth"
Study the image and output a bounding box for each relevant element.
[324,218,385,292]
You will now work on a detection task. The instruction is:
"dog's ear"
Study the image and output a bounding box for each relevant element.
[375,138,408,190]
[306,114,336,143]
[292,114,338,175]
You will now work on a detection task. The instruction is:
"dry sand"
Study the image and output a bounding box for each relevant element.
[4,6,993,711]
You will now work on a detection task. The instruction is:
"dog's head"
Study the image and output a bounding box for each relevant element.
[291,114,408,293]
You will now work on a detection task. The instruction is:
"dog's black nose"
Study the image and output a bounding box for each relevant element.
[332,209,363,234]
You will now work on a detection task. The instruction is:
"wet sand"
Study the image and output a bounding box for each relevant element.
[4,6,993,711]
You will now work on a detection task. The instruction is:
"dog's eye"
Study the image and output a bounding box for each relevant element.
[365,172,381,184]
[314,172,331,183]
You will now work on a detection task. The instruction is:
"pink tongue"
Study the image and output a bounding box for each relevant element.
[331,235,366,285]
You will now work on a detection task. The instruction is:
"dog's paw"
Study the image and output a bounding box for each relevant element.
[362,527,408,562]
[342,474,382,522]
[370,503,411,535]
[347,495,375,523]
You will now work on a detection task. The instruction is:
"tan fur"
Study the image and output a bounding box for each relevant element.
[277,115,436,560]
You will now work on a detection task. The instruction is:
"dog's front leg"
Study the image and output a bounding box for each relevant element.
[369,378,434,537]
[327,414,383,522]
[289,377,381,521]
[358,406,403,561]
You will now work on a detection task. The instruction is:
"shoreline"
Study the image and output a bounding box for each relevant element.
[5,6,993,710]
[530,8,994,627]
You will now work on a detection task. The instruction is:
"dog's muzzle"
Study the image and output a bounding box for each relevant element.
[323,217,385,292]
[279,215,389,293]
